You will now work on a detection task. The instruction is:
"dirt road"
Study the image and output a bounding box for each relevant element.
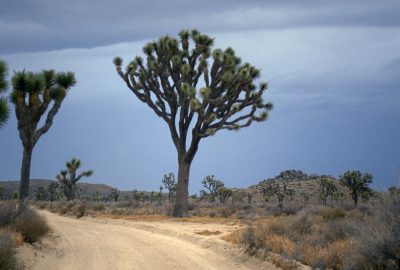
[17,211,278,270]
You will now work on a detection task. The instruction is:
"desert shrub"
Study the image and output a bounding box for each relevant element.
[115,200,134,208]
[266,218,288,236]
[289,210,313,235]
[319,207,346,221]
[15,207,49,243]
[111,208,125,216]
[71,203,86,218]
[352,193,400,269]
[241,204,252,211]
[0,202,17,227]
[269,205,302,216]
[58,204,69,215]
[208,211,217,217]
[236,209,256,220]
[240,227,258,255]
[90,203,105,211]
[318,219,353,244]
[217,206,236,217]
[163,204,174,216]
[36,201,48,210]
[0,232,16,270]
[52,200,76,215]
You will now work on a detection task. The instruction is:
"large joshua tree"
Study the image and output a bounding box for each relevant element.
[11,70,76,206]
[0,60,9,128]
[57,158,93,201]
[114,29,273,217]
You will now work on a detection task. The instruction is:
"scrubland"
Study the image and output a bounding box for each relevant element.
[26,188,400,270]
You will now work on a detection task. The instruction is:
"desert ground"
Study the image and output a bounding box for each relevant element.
[17,211,280,270]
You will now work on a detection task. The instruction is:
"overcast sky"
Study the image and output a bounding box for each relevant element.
[0,0,399,192]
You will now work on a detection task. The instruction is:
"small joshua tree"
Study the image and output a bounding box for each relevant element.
[263,180,293,208]
[199,190,210,202]
[92,192,100,202]
[261,181,276,204]
[11,69,76,206]
[162,173,177,203]
[0,60,9,128]
[217,187,233,205]
[231,190,246,204]
[47,182,59,202]
[319,178,337,206]
[157,186,163,204]
[132,189,144,206]
[34,186,47,201]
[332,190,344,205]
[339,170,373,208]
[245,190,253,204]
[201,175,224,203]
[110,188,120,202]
[274,181,288,208]
[56,158,93,201]
[114,29,273,217]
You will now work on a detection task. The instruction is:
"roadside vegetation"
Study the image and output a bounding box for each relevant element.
[0,201,49,270]
[4,169,392,269]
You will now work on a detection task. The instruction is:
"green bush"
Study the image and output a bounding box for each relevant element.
[15,208,49,243]
[0,232,16,270]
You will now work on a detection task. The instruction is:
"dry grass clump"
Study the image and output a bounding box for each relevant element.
[0,231,17,270]
[0,202,49,244]
[39,200,90,218]
[0,202,17,227]
[0,202,50,269]
[70,202,87,218]
[14,207,49,243]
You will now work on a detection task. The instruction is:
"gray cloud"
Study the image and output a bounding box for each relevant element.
[1,0,400,53]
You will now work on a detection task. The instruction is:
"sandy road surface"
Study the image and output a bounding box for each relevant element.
[17,211,278,270]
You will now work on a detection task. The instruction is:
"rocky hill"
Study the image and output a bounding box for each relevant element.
[247,170,347,203]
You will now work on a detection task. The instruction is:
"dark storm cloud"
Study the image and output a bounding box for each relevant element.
[1,0,400,53]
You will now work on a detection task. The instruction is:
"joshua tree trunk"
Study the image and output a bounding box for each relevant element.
[64,183,75,201]
[19,146,33,206]
[352,192,358,208]
[322,197,327,206]
[173,156,191,217]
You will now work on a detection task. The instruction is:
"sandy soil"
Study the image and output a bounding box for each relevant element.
[16,211,279,270]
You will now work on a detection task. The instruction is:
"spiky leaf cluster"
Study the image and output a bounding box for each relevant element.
[0,60,9,127]
[11,69,76,147]
[114,29,273,160]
